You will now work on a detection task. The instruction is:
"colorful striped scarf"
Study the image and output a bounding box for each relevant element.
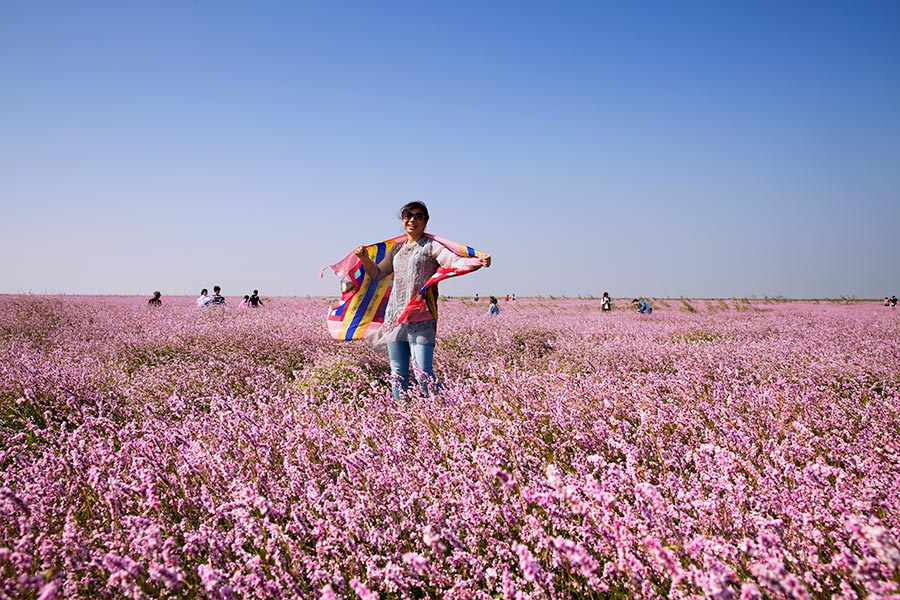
[324,234,487,341]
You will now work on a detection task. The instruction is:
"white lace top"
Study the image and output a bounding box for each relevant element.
[365,237,473,345]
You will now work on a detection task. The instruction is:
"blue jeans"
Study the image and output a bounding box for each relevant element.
[387,341,436,400]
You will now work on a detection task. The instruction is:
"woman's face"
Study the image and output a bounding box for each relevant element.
[401,208,427,237]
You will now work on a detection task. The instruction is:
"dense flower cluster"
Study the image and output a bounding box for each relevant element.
[1,296,899,599]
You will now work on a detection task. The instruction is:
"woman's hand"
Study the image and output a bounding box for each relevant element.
[354,245,376,272]
[480,254,492,268]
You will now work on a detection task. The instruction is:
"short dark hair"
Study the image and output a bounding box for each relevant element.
[201,288,208,295]
[214,286,221,293]
[253,290,258,294]
[399,201,429,222]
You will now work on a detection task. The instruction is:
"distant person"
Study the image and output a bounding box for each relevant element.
[632,298,652,314]
[148,291,162,307]
[511,293,516,302]
[249,290,264,307]
[197,288,212,307]
[505,294,510,302]
[601,292,611,312]
[240,295,251,308]
[891,295,898,307]
[885,297,892,307]
[474,293,479,302]
[210,286,226,306]
[488,296,500,316]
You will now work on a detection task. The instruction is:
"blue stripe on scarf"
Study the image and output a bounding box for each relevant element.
[466,246,475,257]
[344,242,387,340]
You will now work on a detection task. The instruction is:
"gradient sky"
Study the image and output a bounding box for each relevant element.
[2,1,899,299]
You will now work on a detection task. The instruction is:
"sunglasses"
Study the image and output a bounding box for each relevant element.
[401,210,427,221]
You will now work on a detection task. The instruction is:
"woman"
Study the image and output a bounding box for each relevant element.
[488,296,500,315]
[350,201,491,400]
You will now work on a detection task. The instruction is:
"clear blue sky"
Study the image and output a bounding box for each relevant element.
[2,1,899,298]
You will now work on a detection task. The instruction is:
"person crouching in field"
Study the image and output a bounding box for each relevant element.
[632,298,652,314]
[489,296,500,316]
[148,291,162,307]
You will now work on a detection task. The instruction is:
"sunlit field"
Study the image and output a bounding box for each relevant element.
[2,295,899,599]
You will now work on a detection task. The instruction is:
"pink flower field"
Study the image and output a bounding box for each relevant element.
[1,295,899,599]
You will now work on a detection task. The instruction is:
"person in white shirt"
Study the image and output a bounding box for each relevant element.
[196,289,213,308]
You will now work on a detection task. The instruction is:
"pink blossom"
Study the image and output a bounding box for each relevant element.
[1,296,898,598]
